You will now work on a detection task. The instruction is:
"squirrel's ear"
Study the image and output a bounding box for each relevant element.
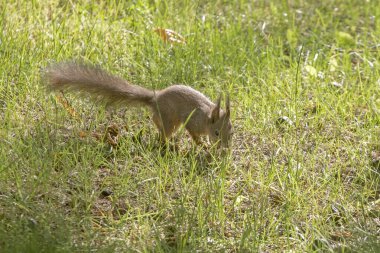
[211,94,221,123]
[225,93,230,118]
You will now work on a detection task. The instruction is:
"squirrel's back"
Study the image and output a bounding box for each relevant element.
[156,85,213,117]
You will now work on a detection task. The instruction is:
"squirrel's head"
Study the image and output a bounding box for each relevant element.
[208,94,232,148]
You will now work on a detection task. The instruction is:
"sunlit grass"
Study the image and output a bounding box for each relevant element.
[0,0,379,252]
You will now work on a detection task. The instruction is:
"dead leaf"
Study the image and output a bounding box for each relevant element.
[154,28,186,45]
[331,230,352,241]
[105,124,119,147]
[55,94,79,119]
[92,132,103,141]
[79,131,88,138]
[106,133,118,147]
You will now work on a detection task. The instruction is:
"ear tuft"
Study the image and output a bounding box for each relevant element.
[225,93,230,118]
[211,94,221,123]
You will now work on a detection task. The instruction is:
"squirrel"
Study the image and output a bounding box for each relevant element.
[44,62,232,147]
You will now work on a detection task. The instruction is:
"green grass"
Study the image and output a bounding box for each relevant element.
[0,0,379,252]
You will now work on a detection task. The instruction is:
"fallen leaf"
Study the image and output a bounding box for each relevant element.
[331,230,352,241]
[105,124,119,147]
[92,132,103,140]
[106,124,119,137]
[154,28,186,45]
[55,94,79,119]
[79,131,88,138]
[106,132,118,147]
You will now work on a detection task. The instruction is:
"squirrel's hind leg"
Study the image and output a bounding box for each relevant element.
[152,113,178,142]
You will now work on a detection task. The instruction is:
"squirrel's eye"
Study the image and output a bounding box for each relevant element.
[215,130,220,136]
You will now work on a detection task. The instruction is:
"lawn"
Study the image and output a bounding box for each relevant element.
[0,0,379,252]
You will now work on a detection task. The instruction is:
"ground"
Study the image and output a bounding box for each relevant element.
[0,0,379,252]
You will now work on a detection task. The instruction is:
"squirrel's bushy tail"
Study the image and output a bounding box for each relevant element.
[44,62,155,107]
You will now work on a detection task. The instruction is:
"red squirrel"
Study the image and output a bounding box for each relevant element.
[45,62,232,147]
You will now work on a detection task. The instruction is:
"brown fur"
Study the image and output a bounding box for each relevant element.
[44,62,232,147]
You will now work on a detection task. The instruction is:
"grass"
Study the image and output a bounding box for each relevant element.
[0,0,379,252]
